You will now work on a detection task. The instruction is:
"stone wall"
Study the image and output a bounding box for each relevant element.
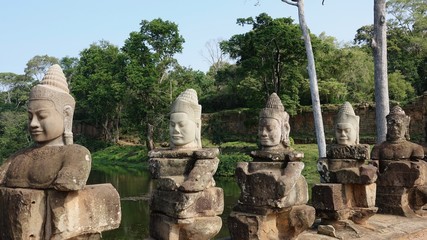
[203,93,427,144]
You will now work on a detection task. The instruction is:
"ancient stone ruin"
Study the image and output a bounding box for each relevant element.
[312,102,378,227]
[372,105,427,217]
[228,93,315,240]
[148,89,224,240]
[0,64,121,239]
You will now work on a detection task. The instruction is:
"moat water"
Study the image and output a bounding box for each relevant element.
[88,168,240,239]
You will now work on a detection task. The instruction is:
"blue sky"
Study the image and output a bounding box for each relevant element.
[1,0,373,74]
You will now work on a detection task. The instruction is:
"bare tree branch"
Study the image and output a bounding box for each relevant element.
[281,0,298,7]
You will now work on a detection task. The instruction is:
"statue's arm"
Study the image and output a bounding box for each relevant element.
[0,160,11,185]
[411,144,425,161]
[53,145,92,191]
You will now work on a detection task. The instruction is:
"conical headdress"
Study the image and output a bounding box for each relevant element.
[387,105,411,140]
[29,64,75,144]
[29,64,75,110]
[335,102,359,126]
[170,89,201,121]
[259,93,288,121]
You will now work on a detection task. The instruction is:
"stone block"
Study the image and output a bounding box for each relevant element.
[179,158,219,192]
[149,213,221,240]
[148,158,193,179]
[155,176,186,191]
[0,187,46,239]
[326,144,370,160]
[150,187,224,218]
[250,149,304,162]
[377,160,426,187]
[247,161,285,173]
[376,186,414,216]
[352,183,377,208]
[327,159,363,171]
[277,205,316,239]
[237,161,308,208]
[148,148,219,159]
[228,210,280,240]
[228,205,314,240]
[312,184,348,211]
[47,183,121,239]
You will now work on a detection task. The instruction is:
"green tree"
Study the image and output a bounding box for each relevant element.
[24,55,59,82]
[60,56,79,84]
[355,0,427,95]
[71,41,127,142]
[122,18,185,142]
[388,70,416,102]
[220,13,307,113]
[0,72,32,108]
[0,110,30,162]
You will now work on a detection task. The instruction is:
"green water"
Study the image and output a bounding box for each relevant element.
[87,169,240,239]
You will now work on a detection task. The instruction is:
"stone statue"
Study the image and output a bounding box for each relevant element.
[313,102,378,227]
[0,64,90,190]
[148,89,223,240]
[228,93,315,240]
[0,64,120,239]
[372,105,427,216]
[169,88,202,150]
[258,93,290,151]
[372,106,424,161]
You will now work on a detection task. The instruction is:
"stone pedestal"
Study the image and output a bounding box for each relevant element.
[376,160,427,216]
[148,148,223,240]
[229,150,315,240]
[0,184,121,239]
[313,144,378,225]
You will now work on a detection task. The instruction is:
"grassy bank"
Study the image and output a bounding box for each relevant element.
[91,142,321,187]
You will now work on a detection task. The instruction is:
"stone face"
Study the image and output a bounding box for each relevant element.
[47,184,121,240]
[0,187,46,239]
[169,89,202,150]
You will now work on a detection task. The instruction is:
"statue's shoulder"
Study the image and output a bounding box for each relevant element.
[6,146,37,160]
[63,144,91,159]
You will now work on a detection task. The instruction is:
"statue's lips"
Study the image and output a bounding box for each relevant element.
[171,135,183,139]
[30,131,43,135]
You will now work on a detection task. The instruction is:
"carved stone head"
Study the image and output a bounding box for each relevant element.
[169,89,202,149]
[386,106,410,142]
[28,64,75,146]
[258,93,290,150]
[334,102,359,145]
